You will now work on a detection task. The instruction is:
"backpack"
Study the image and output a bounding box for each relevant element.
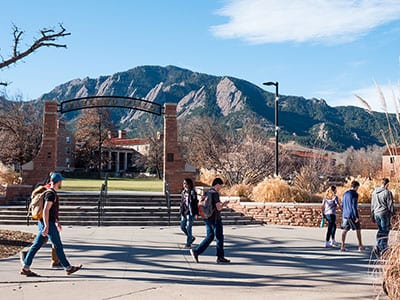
[28,186,50,220]
[198,189,215,219]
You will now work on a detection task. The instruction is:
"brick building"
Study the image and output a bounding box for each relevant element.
[382,146,400,178]
[57,119,75,172]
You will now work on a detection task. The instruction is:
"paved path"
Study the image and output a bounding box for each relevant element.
[0,224,388,300]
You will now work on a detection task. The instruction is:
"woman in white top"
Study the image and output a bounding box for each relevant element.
[321,185,340,247]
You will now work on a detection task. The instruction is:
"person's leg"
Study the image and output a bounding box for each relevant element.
[47,222,71,269]
[194,219,215,256]
[340,218,349,251]
[180,214,188,236]
[356,229,364,249]
[51,245,61,266]
[186,215,194,246]
[23,222,47,268]
[376,215,390,252]
[325,214,333,242]
[331,215,337,242]
[341,230,348,251]
[215,218,225,258]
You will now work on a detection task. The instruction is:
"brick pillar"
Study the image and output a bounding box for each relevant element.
[163,103,195,194]
[21,101,58,185]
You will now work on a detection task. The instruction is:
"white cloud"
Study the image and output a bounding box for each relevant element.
[211,0,400,44]
[329,81,400,113]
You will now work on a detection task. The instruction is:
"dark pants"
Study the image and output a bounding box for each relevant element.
[194,217,225,258]
[325,214,336,242]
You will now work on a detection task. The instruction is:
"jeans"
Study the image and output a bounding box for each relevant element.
[180,214,194,245]
[325,214,336,242]
[194,217,224,258]
[375,214,391,252]
[24,221,71,269]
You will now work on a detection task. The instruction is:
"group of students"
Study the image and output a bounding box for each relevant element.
[321,178,395,256]
[21,174,394,276]
[179,177,231,263]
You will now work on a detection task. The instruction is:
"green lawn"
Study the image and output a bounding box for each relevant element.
[61,177,163,192]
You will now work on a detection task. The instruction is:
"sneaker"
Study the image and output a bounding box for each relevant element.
[20,250,27,265]
[66,264,83,275]
[330,240,339,247]
[324,241,332,248]
[20,268,40,277]
[358,246,368,252]
[216,257,231,263]
[184,243,192,248]
[190,249,199,263]
[340,247,347,252]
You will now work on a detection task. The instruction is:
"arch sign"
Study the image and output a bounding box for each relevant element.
[58,96,162,115]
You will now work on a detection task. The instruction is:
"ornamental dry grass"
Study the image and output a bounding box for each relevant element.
[380,221,400,299]
[251,176,313,202]
[0,162,21,194]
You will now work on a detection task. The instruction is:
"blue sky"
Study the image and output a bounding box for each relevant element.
[1,0,400,112]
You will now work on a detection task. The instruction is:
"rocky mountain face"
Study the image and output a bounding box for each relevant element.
[35,65,391,152]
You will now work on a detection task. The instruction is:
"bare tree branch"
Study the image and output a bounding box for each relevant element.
[0,24,70,70]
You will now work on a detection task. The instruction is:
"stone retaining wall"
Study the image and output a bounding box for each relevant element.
[223,197,397,229]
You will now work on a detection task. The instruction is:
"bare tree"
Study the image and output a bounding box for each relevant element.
[75,108,115,176]
[0,24,70,86]
[134,117,164,178]
[0,99,42,169]
[180,116,280,185]
[341,145,384,178]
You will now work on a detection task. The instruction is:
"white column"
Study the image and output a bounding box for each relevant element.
[123,152,128,171]
[115,151,120,175]
[108,151,112,170]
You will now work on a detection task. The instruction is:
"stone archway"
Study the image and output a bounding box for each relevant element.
[19,100,194,194]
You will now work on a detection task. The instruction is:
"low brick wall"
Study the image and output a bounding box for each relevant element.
[2,184,32,204]
[223,197,397,230]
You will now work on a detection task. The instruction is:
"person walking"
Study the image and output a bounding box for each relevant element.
[190,178,230,263]
[340,180,365,252]
[20,171,61,268]
[321,185,340,248]
[371,178,395,257]
[180,178,199,248]
[20,173,82,276]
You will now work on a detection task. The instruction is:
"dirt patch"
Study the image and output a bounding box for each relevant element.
[0,229,35,259]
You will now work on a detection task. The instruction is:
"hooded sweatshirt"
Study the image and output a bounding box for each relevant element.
[371,186,394,217]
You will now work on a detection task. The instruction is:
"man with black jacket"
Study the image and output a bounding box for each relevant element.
[190,178,230,264]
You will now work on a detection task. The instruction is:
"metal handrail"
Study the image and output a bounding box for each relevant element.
[97,173,108,226]
[164,180,171,226]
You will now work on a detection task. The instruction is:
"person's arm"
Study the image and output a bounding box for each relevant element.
[42,200,53,237]
[388,191,395,216]
[353,197,359,221]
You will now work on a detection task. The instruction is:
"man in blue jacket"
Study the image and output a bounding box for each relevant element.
[341,180,365,252]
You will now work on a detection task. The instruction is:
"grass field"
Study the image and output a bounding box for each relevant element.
[61,177,163,192]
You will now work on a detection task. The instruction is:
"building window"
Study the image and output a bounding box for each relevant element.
[390,156,395,164]
[66,136,71,144]
[66,147,71,154]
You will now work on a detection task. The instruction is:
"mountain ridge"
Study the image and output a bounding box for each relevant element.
[32,65,392,151]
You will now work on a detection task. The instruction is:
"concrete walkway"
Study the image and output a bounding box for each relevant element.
[0,224,388,300]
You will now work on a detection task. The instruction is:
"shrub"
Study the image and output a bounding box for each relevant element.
[381,221,400,299]
[251,176,312,202]
[0,162,21,194]
[223,183,253,198]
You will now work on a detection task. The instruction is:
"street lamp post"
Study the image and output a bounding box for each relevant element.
[263,81,279,177]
